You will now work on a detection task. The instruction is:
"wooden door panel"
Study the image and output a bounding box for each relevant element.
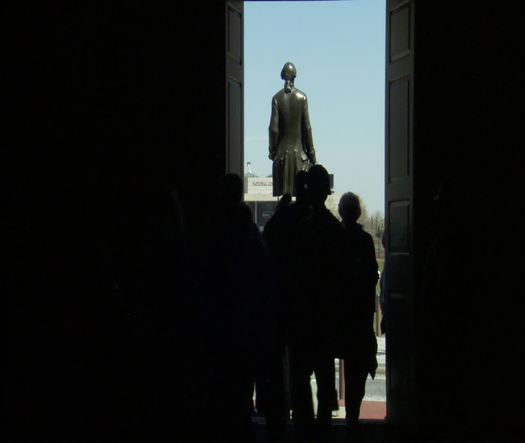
[227,79,243,175]
[389,4,411,61]
[226,1,244,177]
[388,77,410,181]
[385,0,415,427]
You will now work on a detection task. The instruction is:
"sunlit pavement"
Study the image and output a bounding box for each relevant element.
[252,336,387,421]
[313,335,386,420]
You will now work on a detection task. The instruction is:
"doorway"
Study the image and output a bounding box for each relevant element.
[243,0,387,421]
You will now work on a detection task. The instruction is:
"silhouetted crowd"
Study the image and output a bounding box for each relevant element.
[6,165,380,443]
[259,165,379,443]
[176,165,379,443]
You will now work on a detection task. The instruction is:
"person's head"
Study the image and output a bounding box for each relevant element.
[275,193,292,213]
[281,62,297,93]
[294,169,308,200]
[219,173,243,205]
[338,192,361,224]
[305,164,331,207]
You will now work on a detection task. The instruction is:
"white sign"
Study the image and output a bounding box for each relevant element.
[245,177,273,195]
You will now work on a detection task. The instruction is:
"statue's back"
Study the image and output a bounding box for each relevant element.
[273,88,307,149]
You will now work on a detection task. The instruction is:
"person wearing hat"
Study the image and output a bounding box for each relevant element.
[286,164,343,443]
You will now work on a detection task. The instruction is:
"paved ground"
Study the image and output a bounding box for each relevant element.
[326,335,386,419]
[252,339,387,441]
[258,336,387,420]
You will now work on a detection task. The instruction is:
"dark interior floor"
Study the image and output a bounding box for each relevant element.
[253,419,388,443]
[253,419,525,443]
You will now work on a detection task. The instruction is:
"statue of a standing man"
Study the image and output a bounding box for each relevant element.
[269,62,316,197]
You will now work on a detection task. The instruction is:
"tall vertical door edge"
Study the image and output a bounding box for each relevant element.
[385,0,416,429]
[226,1,244,178]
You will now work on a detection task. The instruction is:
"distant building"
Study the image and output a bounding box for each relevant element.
[244,175,279,230]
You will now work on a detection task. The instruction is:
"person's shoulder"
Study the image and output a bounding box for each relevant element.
[322,205,339,220]
[239,202,253,220]
[353,223,369,234]
[293,88,308,101]
[361,227,374,243]
[273,89,285,101]
[350,223,372,240]
[320,207,344,231]
[355,228,376,253]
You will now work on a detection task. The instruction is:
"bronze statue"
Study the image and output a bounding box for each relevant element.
[269,62,316,197]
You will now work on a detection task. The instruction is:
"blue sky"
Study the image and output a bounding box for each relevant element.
[244,0,386,214]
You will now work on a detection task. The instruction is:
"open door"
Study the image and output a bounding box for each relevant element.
[385,0,416,428]
[226,0,244,177]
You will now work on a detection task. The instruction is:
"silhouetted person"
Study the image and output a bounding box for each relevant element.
[111,184,192,441]
[337,192,379,440]
[198,173,276,442]
[263,170,310,287]
[259,170,311,441]
[284,165,343,443]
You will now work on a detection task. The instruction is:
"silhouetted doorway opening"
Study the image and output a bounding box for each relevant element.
[241,0,388,424]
